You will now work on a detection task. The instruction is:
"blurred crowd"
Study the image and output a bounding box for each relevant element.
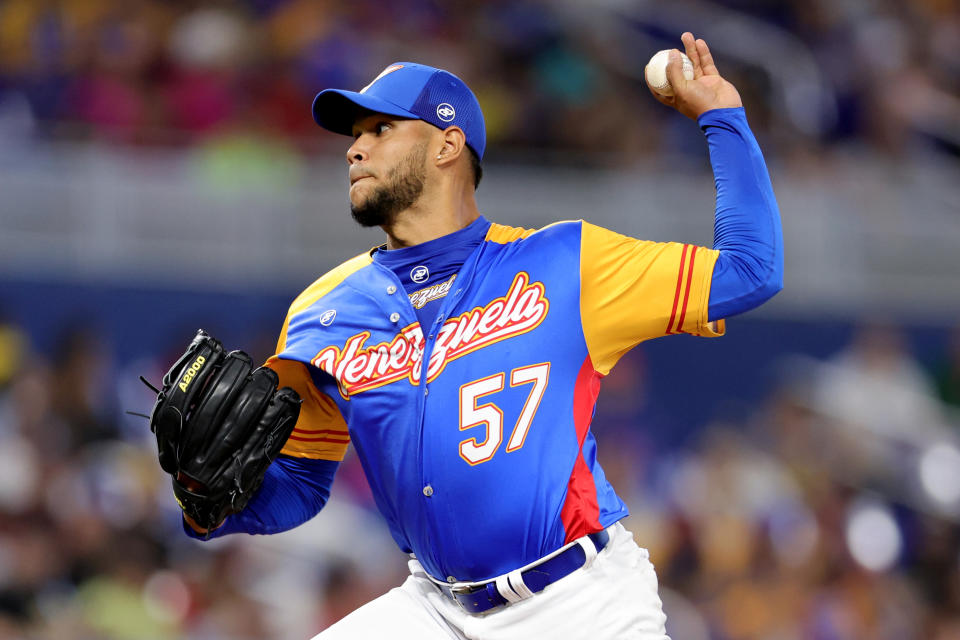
[1,315,959,639]
[0,0,957,164]
[2,1,960,639]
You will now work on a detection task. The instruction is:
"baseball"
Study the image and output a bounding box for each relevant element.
[645,49,694,97]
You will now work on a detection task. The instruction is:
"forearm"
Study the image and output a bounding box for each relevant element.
[701,107,784,320]
[183,454,338,539]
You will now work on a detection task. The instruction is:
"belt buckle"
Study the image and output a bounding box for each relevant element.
[449,584,473,595]
[446,581,478,610]
[451,590,471,612]
[448,581,496,613]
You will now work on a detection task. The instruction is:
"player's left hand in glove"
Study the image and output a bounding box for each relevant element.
[143,330,301,534]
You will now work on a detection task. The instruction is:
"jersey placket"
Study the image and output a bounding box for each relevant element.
[387,243,484,580]
[368,259,444,573]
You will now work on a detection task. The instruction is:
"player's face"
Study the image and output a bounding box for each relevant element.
[347,114,432,228]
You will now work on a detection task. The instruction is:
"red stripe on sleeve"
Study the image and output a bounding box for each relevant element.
[560,355,604,543]
[665,244,689,334]
[675,246,698,333]
[292,428,349,436]
[287,434,351,444]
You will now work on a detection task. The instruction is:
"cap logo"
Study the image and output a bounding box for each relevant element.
[320,309,337,326]
[436,103,455,122]
[360,64,404,94]
[410,265,430,283]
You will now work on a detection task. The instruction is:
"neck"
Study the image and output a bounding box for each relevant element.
[382,184,480,250]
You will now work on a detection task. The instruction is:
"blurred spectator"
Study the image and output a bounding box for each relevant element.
[812,322,944,439]
[49,324,118,453]
[932,324,960,412]
[0,320,26,390]
[162,7,248,138]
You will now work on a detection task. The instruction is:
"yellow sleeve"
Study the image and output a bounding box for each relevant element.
[579,221,724,375]
[266,340,350,463]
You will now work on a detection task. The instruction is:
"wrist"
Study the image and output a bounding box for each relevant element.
[181,511,230,540]
[183,512,218,534]
[697,106,747,128]
[173,475,229,533]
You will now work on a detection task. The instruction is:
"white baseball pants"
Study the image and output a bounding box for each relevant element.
[313,522,671,640]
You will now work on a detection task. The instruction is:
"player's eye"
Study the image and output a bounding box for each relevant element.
[351,122,390,138]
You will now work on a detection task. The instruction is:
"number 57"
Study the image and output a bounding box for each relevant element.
[458,363,550,465]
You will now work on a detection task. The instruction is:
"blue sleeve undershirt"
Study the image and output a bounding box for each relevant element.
[182,454,338,540]
[700,107,784,321]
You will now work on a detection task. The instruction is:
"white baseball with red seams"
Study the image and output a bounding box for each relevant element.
[645,50,694,97]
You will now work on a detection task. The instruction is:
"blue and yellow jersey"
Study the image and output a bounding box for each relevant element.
[267,218,722,582]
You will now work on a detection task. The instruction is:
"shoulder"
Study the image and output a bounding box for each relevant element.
[277,251,374,358]
[287,251,374,318]
[485,220,584,246]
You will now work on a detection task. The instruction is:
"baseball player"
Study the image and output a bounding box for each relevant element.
[148,33,782,639]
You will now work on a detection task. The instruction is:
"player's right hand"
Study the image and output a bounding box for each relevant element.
[649,32,743,120]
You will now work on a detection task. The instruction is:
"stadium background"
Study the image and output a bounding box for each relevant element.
[1,0,959,638]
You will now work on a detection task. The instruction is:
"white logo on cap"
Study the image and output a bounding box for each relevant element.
[320,309,337,326]
[360,64,404,94]
[410,265,430,283]
[436,103,455,122]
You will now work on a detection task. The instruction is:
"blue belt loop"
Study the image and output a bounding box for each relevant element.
[484,582,501,610]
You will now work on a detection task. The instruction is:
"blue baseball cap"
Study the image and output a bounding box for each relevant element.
[312,62,487,160]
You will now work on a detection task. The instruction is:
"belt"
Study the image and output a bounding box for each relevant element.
[438,529,610,614]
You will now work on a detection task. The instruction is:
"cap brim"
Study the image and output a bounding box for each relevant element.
[312,89,418,136]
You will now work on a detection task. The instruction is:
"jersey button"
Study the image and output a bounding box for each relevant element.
[386,285,397,295]
[422,485,434,497]
[389,312,400,323]
[446,576,456,583]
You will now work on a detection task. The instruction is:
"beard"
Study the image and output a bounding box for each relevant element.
[350,143,428,228]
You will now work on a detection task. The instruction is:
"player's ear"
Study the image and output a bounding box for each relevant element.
[435,126,466,167]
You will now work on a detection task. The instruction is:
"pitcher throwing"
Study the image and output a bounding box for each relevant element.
[146,32,783,639]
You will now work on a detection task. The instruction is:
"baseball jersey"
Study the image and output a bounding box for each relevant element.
[266,218,723,582]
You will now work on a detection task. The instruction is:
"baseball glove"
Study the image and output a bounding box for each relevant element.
[145,329,301,532]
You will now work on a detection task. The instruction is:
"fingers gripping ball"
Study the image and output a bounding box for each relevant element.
[148,330,301,531]
[645,49,694,97]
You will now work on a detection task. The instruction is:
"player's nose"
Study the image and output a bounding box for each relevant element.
[346,138,368,165]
